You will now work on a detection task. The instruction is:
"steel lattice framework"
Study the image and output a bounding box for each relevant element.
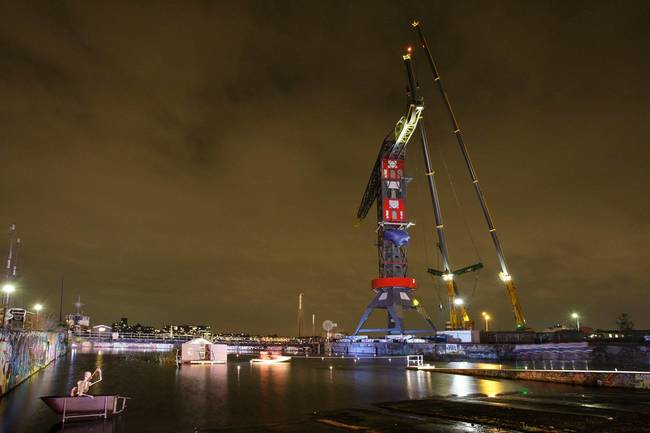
[353,53,435,336]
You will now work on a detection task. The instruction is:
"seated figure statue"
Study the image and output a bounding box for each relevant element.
[70,368,102,398]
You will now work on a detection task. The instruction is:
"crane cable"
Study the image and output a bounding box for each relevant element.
[408,63,481,312]
[435,140,483,305]
[434,137,483,264]
[412,152,446,312]
[420,219,446,311]
[414,104,480,309]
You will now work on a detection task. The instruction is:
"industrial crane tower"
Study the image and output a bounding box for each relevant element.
[352,52,436,336]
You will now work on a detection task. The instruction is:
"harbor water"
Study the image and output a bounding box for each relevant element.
[1,348,592,433]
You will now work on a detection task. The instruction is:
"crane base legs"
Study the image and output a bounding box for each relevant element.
[353,287,436,335]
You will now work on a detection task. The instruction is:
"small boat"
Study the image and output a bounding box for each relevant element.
[41,395,128,423]
[250,351,291,364]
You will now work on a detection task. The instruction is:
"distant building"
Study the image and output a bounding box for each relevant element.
[66,296,90,332]
[66,313,90,331]
[163,324,212,337]
[110,317,129,332]
[589,329,650,343]
[181,338,227,364]
[110,317,158,335]
[92,324,111,333]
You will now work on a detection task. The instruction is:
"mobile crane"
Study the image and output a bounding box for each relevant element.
[412,21,528,329]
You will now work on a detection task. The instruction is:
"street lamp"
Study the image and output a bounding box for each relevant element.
[571,312,580,330]
[2,283,15,294]
[453,298,464,306]
[481,312,491,331]
[34,303,43,330]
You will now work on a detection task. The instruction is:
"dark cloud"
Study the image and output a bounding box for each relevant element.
[1,0,649,333]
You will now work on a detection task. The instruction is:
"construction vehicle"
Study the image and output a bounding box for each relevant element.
[412,21,528,330]
[403,47,480,330]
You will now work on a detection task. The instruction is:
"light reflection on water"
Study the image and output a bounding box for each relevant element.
[448,374,503,397]
[406,368,510,399]
[0,351,582,433]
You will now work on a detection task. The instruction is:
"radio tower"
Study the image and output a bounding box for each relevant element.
[2,224,20,326]
[5,224,20,281]
[297,292,304,337]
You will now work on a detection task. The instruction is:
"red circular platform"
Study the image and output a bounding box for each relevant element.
[371,277,417,290]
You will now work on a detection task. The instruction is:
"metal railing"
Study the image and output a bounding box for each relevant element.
[71,331,321,352]
[407,354,424,367]
[72,331,197,342]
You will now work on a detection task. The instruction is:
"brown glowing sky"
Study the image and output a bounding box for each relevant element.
[1,1,649,334]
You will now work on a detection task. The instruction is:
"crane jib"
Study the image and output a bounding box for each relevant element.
[356,107,423,221]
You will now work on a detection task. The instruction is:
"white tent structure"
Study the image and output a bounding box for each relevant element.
[180,338,227,364]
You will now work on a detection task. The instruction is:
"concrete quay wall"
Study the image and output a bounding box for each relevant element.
[330,341,650,369]
[411,367,650,389]
[0,329,67,397]
[330,341,514,359]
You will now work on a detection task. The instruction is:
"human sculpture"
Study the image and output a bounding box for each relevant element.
[70,367,102,397]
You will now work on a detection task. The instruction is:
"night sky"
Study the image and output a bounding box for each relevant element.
[1,1,649,334]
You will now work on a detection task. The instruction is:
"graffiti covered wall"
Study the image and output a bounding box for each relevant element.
[0,330,67,397]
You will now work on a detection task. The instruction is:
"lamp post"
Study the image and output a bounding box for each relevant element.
[571,312,580,330]
[34,303,43,330]
[481,312,491,331]
[1,283,16,327]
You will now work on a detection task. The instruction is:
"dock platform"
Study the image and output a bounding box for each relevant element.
[407,365,650,389]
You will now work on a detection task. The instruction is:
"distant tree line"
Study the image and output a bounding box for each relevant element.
[616,313,634,331]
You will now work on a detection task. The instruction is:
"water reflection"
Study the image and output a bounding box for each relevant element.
[47,419,119,433]
[405,365,509,399]
[449,374,473,396]
[444,361,504,370]
[1,352,589,433]
[405,370,433,398]
[477,378,503,397]
[254,363,290,421]
[176,364,228,426]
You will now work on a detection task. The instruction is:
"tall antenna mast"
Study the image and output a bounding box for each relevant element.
[297,293,304,337]
[74,295,83,316]
[59,276,64,325]
[5,224,18,281]
[412,21,527,329]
